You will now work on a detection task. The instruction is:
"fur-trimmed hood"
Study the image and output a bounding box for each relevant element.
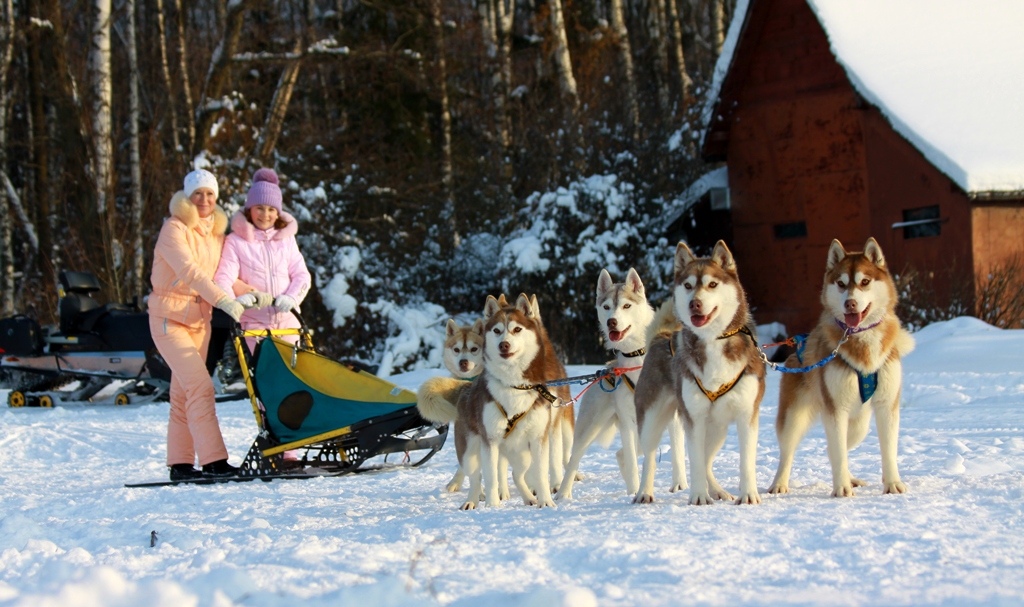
[229,210,299,242]
[169,190,228,235]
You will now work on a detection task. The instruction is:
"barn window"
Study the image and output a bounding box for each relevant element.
[894,205,941,239]
[774,221,807,239]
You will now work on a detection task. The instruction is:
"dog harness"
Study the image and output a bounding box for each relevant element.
[601,347,644,392]
[492,399,528,438]
[794,336,878,403]
[691,325,756,403]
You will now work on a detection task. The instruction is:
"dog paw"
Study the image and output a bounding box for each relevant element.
[555,488,572,501]
[537,498,556,508]
[710,488,734,502]
[767,483,789,495]
[523,497,538,507]
[445,481,462,493]
[883,480,908,494]
[851,476,867,488]
[633,493,655,504]
[735,491,761,505]
[669,482,689,493]
[831,484,856,498]
[460,501,477,511]
[575,471,585,481]
[689,491,714,506]
[499,489,511,501]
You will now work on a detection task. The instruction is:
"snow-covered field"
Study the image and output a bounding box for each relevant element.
[1,317,1022,607]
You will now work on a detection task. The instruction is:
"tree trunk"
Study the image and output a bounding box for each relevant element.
[609,0,639,142]
[174,0,196,152]
[665,0,693,104]
[89,0,120,299]
[648,0,673,129]
[195,0,255,155]
[26,1,53,273]
[255,42,302,166]
[0,0,13,314]
[426,0,455,244]
[547,0,579,112]
[126,0,146,300]
[495,0,514,171]
[710,0,724,57]
[154,0,183,160]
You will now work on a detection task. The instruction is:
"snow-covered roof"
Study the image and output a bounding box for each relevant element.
[662,166,728,230]
[705,0,1024,196]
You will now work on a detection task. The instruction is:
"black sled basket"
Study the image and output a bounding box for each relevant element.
[231,314,447,479]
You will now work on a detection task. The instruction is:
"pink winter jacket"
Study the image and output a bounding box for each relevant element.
[214,211,311,330]
[149,191,232,326]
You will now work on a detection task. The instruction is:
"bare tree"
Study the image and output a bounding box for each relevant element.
[173,0,196,152]
[195,0,256,154]
[648,0,673,128]
[89,0,121,299]
[154,0,183,159]
[666,0,693,104]
[426,0,455,244]
[710,0,724,57]
[254,40,303,166]
[0,0,13,314]
[125,0,146,300]
[548,0,579,113]
[609,0,639,142]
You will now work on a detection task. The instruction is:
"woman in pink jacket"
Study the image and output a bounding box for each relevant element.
[150,169,257,481]
[215,168,311,352]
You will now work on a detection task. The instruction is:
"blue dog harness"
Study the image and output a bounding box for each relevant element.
[793,335,878,403]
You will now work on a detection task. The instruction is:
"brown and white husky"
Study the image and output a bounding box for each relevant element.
[454,294,570,509]
[634,241,765,505]
[557,268,686,500]
[768,238,914,497]
[416,318,486,493]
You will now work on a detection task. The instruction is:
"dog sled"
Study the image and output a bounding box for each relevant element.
[126,312,448,487]
[1,271,172,408]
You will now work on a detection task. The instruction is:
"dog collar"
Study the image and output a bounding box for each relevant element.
[512,383,560,405]
[621,348,645,358]
[834,318,883,334]
[718,325,756,343]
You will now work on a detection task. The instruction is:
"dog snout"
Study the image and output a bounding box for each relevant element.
[499,341,510,354]
[607,318,618,330]
[844,299,859,313]
[459,359,470,372]
[689,299,703,314]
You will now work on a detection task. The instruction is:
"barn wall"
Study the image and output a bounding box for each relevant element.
[971,203,1024,279]
[724,0,868,333]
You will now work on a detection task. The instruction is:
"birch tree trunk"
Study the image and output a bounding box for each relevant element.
[479,0,512,174]
[126,0,146,300]
[547,0,579,113]
[89,0,120,299]
[154,0,183,159]
[0,0,13,314]
[254,41,302,166]
[174,0,196,152]
[666,0,693,104]
[609,0,639,142]
[27,4,54,272]
[495,0,514,171]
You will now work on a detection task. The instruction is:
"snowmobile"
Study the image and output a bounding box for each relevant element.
[126,312,448,487]
[0,271,172,407]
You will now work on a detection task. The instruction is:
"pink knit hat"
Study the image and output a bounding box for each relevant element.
[244,168,283,212]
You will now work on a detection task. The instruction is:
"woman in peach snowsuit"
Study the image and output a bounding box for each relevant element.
[149,170,262,481]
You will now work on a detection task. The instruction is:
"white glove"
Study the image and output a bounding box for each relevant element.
[235,293,257,307]
[252,291,274,309]
[215,296,245,322]
[274,294,297,314]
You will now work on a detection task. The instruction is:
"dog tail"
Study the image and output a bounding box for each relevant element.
[895,326,915,357]
[646,298,680,349]
[416,376,470,424]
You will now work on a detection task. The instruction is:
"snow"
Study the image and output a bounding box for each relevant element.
[807,0,1024,194]
[660,166,728,230]
[2,318,1023,606]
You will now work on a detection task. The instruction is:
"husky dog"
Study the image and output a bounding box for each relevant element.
[634,241,765,505]
[416,319,488,493]
[455,294,569,509]
[558,268,687,500]
[768,238,914,497]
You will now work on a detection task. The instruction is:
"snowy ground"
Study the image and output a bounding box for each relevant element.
[1,317,1022,607]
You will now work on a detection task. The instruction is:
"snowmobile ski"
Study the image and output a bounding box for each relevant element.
[124,470,352,488]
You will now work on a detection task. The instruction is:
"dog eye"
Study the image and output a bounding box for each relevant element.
[512,327,522,334]
[453,348,460,353]
[603,305,610,310]
[708,281,718,289]
[493,328,501,335]
[623,304,631,309]
[470,347,478,353]
[861,278,871,287]
[683,283,693,291]
[837,281,846,290]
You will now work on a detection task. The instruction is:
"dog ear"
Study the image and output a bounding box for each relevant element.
[711,241,736,273]
[484,295,501,319]
[445,318,458,338]
[626,267,645,296]
[826,239,847,272]
[515,293,535,318]
[530,294,542,321]
[674,242,695,277]
[471,318,484,335]
[496,294,509,308]
[597,269,614,298]
[863,237,886,268]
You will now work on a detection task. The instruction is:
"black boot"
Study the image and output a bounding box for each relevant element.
[169,464,203,481]
[201,459,239,477]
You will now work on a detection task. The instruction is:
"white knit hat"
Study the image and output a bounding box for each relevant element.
[183,169,219,199]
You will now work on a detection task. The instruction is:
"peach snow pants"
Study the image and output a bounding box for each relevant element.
[150,314,229,466]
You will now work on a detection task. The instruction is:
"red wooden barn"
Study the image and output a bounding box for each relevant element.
[697,0,1024,333]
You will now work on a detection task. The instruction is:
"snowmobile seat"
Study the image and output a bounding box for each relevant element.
[59,271,102,295]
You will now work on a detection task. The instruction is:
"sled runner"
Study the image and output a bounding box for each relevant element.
[160,312,448,484]
[1,271,172,407]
